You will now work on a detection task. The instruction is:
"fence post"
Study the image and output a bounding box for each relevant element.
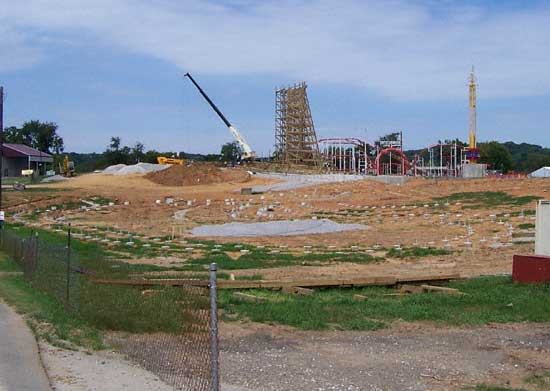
[209,263,219,391]
[66,223,71,308]
[33,232,39,276]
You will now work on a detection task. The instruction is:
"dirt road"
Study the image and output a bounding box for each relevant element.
[220,322,550,391]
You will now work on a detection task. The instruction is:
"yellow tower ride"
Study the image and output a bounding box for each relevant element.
[466,66,480,163]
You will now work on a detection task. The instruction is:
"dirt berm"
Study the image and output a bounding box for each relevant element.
[145,164,251,186]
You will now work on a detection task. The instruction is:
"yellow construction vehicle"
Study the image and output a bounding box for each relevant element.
[157,156,184,165]
[59,155,75,177]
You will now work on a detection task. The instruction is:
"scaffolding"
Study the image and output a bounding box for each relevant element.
[274,82,322,169]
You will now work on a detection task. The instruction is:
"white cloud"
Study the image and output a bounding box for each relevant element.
[1,0,550,99]
[0,25,44,72]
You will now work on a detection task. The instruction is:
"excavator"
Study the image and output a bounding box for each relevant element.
[184,73,256,160]
[157,156,184,165]
[59,155,75,177]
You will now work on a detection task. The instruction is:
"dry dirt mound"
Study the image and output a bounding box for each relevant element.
[145,164,251,186]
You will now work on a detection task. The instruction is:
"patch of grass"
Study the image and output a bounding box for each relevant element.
[518,223,535,230]
[525,371,550,389]
[181,249,381,271]
[434,191,541,209]
[0,272,103,349]
[386,246,451,258]
[1,176,45,185]
[0,249,208,345]
[0,252,22,272]
[77,281,199,333]
[236,274,263,280]
[219,276,550,330]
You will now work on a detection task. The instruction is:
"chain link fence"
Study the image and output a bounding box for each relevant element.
[0,227,219,391]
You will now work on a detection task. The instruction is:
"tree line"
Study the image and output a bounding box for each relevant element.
[4,121,550,174]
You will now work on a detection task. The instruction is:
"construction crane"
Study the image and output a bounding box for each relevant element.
[184,73,256,160]
[466,66,480,163]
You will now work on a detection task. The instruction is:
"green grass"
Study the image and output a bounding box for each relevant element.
[180,249,381,271]
[0,254,103,349]
[386,246,451,258]
[0,252,22,272]
[1,176,45,185]
[525,371,550,389]
[236,274,264,280]
[0,250,209,348]
[434,191,541,209]
[518,223,535,230]
[219,276,550,331]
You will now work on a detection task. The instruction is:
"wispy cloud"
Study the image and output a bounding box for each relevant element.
[1,0,550,99]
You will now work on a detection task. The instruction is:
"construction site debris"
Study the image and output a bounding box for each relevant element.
[145,164,251,186]
[233,292,266,303]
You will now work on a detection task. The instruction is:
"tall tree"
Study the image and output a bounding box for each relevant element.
[220,142,242,163]
[131,142,145,163]
[109,137,121,151]
[479,141,514,173]
[4,121,64,154]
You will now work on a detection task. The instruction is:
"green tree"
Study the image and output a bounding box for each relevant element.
[220,142,242,163]
[479,141,514,173]
[4,121,64,154]
[131,142,145,163]
[109,137,121,151]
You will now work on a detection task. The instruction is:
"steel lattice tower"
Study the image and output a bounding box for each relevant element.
[274,82,322,169]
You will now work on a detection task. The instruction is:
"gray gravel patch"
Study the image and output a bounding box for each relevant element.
[41,174,69,183]
[221,323,550,391]
[103,163,169,175]
[253,173,367,192]
[252,173,408,192]
[191,219,368,237]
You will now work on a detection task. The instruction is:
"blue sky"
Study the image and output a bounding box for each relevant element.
[1,0,549,155]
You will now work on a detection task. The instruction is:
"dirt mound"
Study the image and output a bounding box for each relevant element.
[145,164,251,186]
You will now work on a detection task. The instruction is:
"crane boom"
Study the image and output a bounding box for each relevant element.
[184,73,256,160]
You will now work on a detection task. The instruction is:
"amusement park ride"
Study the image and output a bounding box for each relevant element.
[318,67,485,178]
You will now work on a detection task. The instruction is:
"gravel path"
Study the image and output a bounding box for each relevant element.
[191,219,368,237]
[220,322,550,391]
[40,342,172,391]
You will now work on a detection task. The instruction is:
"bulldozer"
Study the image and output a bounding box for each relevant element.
[59,155,75,177]
[157,156,184,165]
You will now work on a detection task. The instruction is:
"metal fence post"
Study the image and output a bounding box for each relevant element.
[33,232,39,276]
[66,223,71,308]
[209,263,220,391]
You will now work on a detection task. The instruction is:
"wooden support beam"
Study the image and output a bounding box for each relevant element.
[233,292,266,303]
[420,284,463,295]
[90,273,460,290]
[399,284,425,294]
[294,287,315,296]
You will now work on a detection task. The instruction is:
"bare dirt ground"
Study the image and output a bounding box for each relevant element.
[220,321,550,391]
[11,172,547,282]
